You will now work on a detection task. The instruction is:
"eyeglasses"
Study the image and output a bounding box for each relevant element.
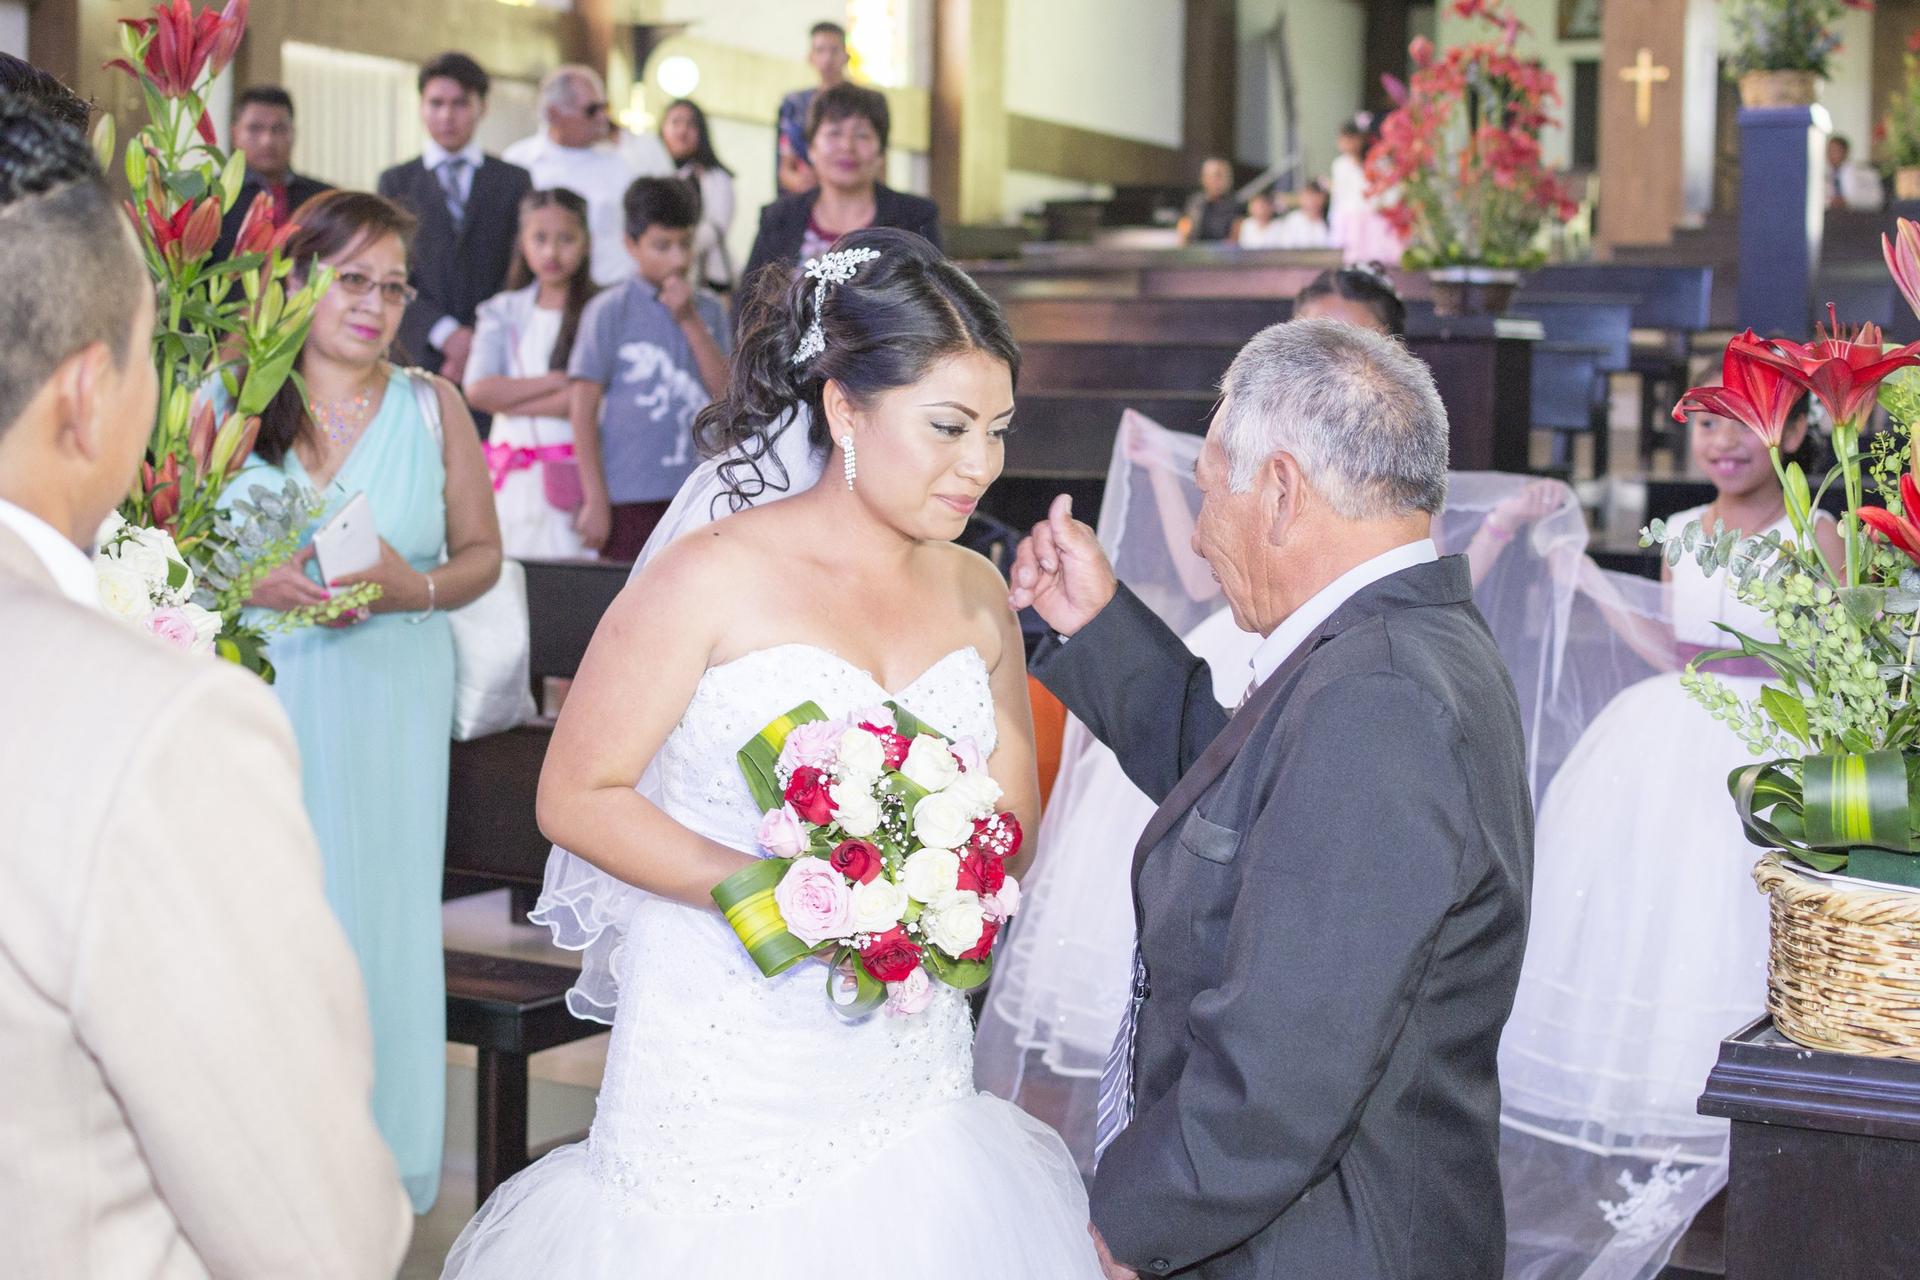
[582,101,607,118]
[334,270,418,307]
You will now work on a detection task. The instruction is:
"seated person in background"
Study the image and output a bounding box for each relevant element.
[1240,180,1334,249]
[1827,134,1884,212]
[0,93,409,1279]
[1177,155,1239,244]
[570,177,731,561]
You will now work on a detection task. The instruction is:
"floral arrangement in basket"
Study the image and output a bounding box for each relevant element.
[712,701,1023,1018]
[1724,0,1873,80]
[1366,0,1579,271]
[95,0,375,679]
[1878,31,1920,171]
[1643,218,1920,887]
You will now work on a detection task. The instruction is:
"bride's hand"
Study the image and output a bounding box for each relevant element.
[1008,493,1117,638]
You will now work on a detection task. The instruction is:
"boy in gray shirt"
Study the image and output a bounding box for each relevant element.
[568,177,730,561]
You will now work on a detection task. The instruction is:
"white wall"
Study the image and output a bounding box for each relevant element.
[1003,0,1184,149]
[0,1,26,59]
[1814,5,1874,155]
[1237,0,1365,186]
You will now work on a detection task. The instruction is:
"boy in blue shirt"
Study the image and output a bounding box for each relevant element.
[568,177,730,560]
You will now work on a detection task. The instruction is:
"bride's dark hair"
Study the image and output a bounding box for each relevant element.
[696,227,1019,507]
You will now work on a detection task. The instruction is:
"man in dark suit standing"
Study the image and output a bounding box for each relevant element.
[377,52,531,389]
[1010,318,1533,1280]
[212,86,330,261]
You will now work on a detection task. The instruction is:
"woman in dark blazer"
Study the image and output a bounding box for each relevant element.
[741,82,941,294]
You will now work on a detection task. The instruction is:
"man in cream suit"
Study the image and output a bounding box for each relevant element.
[0,94,411,1277]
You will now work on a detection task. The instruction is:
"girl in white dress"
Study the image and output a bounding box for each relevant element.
[464,188,596,559]
[1498,405,1842,1280]
[441,227,1100,1278]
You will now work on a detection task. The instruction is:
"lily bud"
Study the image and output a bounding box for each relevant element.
[208,411,258,479]
[90,113,116,173]
[220,149,246,212]
[207,0,249,79]
[188,400,217,469]
[124,140,148,194]
[181,197,221,263]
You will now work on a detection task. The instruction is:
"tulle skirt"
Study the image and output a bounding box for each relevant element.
[440,1094,1103,1278]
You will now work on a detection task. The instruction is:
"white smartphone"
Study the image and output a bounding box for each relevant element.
[312,491,379,584]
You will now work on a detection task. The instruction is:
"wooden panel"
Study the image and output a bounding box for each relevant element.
[1181,0,1237,166]
[1002,296,1293,343]
[1019,341,1236,393]
[1007,393,1217,478]
[1005,113,1189,187]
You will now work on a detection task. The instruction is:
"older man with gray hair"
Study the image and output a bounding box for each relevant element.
[1010,317,1533,1280]
[504,64,672,285]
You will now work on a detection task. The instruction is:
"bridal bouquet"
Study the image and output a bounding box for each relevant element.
[712,702,1023,1017]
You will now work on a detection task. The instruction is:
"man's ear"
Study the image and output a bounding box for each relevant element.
[1264,450,1305,548]
[51,342,112,462]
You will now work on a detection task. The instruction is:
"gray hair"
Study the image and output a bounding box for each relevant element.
[1217,317,1449,518]
[539,64,604,115]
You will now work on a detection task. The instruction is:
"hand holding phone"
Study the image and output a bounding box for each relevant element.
[312,492,378,585]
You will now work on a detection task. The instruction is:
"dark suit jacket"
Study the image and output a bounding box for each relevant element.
[739,184,942,296]
[376,154,533,373]
[212,170,331,262]
[1033,559,1533,1280]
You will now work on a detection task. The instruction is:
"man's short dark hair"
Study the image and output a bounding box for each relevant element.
[419,51,489,99]
[623,176,701,239]
[0,95,144,437]
[0,56,89,132]
[235,85,294,118]
[807,82,889,149]
[811,21,847,41]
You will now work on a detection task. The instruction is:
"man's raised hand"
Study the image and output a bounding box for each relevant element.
[1006,493,1116,637]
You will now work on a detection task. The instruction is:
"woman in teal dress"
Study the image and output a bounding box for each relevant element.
[229,192,502,1212]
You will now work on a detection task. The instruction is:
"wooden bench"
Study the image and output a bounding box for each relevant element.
[444,949,602,1204]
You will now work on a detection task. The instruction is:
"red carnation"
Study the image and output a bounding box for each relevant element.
[959,918,1000,962]
[829,838,882,885]
[783,765,836,827]
[862,721,911,771]
[957,851,1006,897]
[859,925,924,982]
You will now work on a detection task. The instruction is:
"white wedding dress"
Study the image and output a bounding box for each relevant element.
[441,642,1102,1277]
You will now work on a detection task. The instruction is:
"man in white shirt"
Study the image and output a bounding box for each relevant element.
[504,64,672,286]
[0,94,410,1279]
[1827,134,1885,213]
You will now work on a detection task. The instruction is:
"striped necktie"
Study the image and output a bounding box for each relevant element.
[438,156,470,234]
[1094,947,1148,1164]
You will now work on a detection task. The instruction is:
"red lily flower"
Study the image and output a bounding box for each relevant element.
[142,196,222,267]
[231,189,297,258]
[142,454,182,529]
[105,0,247,100]
[1859,472,1920,566]
[1672,330,1808,449]
[1747,305,1920,430]
[1886,217,1920,324]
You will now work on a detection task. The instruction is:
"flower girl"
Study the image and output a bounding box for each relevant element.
[464,187,598,558]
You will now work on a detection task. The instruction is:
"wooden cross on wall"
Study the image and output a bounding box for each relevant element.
[1619,47,1671,127]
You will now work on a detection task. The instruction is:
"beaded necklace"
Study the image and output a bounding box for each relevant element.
[309,380,380,450]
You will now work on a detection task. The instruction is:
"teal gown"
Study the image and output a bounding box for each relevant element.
[226,366,454,1212]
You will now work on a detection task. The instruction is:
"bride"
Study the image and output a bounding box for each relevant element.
[441,228,1102,1277]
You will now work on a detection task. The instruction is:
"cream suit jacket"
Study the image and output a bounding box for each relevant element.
[0,525,412,1278]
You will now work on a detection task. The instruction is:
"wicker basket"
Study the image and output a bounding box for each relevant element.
[1753,853,1920,1058]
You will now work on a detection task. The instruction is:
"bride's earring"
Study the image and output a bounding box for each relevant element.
[840,434,857,490]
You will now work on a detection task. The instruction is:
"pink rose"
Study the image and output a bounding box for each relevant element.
[773,856,855,946]
[145,606,199,651]
[756,804,808,859]
[777,719,847,773]
[884,966,935,1018]
[984,873,1021,920]
[851,704,895,731]
[950,736,985,774]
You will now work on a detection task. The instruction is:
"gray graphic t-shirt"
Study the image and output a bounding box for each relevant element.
[569,276,730,504]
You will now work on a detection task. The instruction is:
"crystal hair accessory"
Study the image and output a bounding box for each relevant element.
[790,246,883,366]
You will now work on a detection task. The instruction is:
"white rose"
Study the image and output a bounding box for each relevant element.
[94,560,152,620]
[111,530,173,592]
[830,779,882,838]
[944,770,1003,818]
[924,889,987,956]
[911,789,974,850]
[94,510,128,547]
[836,726,886,782]
[900,734,961,792]
[850,876,909,933]
[180,602,222,656]
[901,846,960,903]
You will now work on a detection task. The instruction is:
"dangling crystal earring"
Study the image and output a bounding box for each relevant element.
[840,434,857,490]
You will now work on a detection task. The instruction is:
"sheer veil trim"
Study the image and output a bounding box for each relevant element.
[530,411,824,1023]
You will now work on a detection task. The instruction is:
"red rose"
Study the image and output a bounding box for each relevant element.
[967,812,1023,861]
[956,850,1005,896]
[784,765,836,827]
[862,722,911,771]
[859,924,924,982]
[959,917,1000,962]
[829,838,882,885]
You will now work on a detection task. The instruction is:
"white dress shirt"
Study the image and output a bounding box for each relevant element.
[0,497,97,608]
[504,130,673,287]
[1250,538,1438,686]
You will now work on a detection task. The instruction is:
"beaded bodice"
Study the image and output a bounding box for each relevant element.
[587,644,998,1214]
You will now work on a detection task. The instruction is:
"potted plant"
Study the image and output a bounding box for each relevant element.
[1881,30,1920,200]
[1726,0,1875,110]
[96,0,376,679]
[1368,0,1579,316]
[1643,219,1920,1056]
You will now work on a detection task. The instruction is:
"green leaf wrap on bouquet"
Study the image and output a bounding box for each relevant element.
[1731,750,1920,875]
[736,700,831,813]
[826,946,889,1018]
[711,857,816,978]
